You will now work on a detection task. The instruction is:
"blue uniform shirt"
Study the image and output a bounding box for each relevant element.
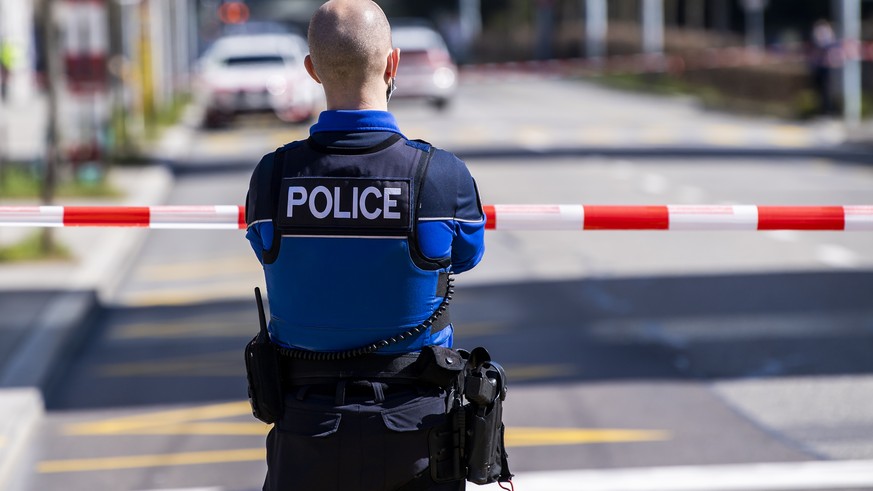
[246,110,485,352]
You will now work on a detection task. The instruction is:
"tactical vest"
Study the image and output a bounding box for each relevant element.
[260,134,452,354]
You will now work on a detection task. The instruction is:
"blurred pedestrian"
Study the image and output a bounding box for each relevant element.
[0,40,12,101]
[809,19,838,115]
[244,1,493,489]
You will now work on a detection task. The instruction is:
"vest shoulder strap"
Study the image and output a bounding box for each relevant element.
[262,145,290,264]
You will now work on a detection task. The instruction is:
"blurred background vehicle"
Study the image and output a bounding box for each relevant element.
[391,20,458,111]
[192,32,323,128]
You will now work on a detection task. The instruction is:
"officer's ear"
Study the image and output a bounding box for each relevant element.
[385,48,400,82]
[304,55,322,84]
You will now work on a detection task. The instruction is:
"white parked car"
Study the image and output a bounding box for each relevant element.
[391,22,458,110]
[194,33,323,127]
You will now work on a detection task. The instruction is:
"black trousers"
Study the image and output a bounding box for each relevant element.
[263,380,466,491]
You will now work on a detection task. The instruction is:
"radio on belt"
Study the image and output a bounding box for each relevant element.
[277,177,412,233]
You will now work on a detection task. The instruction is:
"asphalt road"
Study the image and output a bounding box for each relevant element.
[21,78,873,491]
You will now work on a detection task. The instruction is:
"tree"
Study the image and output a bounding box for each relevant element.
[34,0,62,253]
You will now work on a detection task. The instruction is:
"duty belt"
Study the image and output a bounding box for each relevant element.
[281,346,466,388]
[282,353,423,385]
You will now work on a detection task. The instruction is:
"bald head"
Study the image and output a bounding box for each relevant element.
[307,0,394,89]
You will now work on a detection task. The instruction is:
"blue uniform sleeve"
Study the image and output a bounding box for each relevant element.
[417,149,485,274]
[450,172,485,273]
[245,152,277,265]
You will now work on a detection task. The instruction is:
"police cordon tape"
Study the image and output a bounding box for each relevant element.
[459,41,873,80]
[1,205,872,231]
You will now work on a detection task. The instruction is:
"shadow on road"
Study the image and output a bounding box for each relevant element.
[46,270,873,411]
[164,144,873,177]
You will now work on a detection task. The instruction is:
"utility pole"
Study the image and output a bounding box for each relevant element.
[36,0,62,253]
[641,0,664,55]
[458,0,481,64]
[685,0,705,30]
[741,0,768,49]
[712,0,730,35]
[840,0,861,127]
[535,0,555,60]
[584,0,608,59]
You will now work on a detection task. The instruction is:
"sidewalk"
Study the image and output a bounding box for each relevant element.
[0,115,177,489]
[846,119,873,149]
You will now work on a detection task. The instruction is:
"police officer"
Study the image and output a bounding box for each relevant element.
[245,1,485,489]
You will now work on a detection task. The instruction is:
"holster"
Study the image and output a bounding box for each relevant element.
[245,288,283,424]
[463,347,513,485]
[429,347,513,486]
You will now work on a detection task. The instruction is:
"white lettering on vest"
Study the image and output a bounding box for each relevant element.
[287,187,307,217]
[285,185,404,220]
[333,187,351,219]
[384,187,401,219]
[359,187,382,220]
[309,186,332,219]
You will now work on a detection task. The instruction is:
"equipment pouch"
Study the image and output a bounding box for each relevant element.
[463,348,513,485]
[417,345,466,388]
[245,288,283,424]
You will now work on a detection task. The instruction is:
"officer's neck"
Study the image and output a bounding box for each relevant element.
[323,87,388,112]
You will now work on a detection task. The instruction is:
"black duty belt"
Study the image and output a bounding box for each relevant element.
[282,352,424,385]
[281,345,467,389]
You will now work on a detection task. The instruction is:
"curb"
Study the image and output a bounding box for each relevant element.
[0,164,175,491]
[0,164,175,389]
[0,389,43,491]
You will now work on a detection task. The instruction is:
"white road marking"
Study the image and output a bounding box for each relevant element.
[764,230,800,242]
[676,185,706,203]
[817,244,859,268]
[498,459,873,491]
[136,488,223,491]
[640,173,669,195]
[610,160,636,180]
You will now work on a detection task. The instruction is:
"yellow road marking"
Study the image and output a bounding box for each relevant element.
[517,126,552,147]
[65,401,252,435]
[136,256,259,282]
[38,448,266,474]
[97,351,239,378]
[120,281,259,307]
[111,321,247,340]
[84,422,270,436]
[64,422,670,443]
[701,124,746,146]
[578,127,620,146]
[270,128,307,149]
[200,133,242,154]
[639,126,679,145]
[506,427,669,447]
[42,428,668,473]
[507,364,577,381]
[51,403,669,472]
[770,125,810,148]
[453,125,490,145]
[401,126,435,142]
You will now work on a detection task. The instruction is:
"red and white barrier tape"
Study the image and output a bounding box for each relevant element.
[1,205,872,231]
[484,205,873,231]
[460,41,873,79]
